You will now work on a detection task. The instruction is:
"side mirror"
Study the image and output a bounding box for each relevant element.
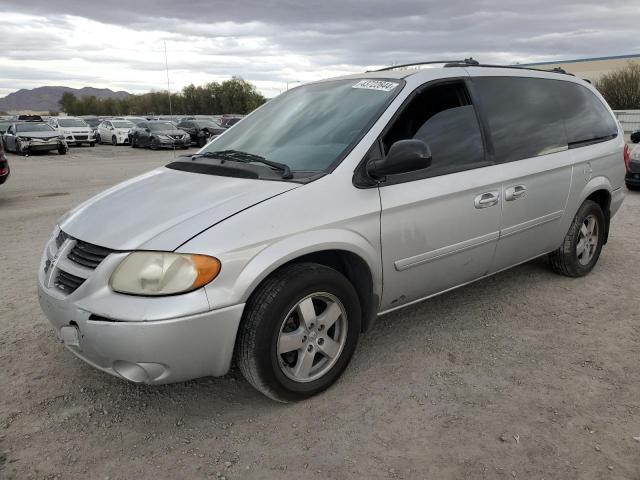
[631,130,640,144]
[367,139,432,178]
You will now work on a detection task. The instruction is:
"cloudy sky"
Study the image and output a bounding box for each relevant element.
[0,0,637,98]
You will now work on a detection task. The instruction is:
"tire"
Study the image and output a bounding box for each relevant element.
[549,200,605,277]
[58,146,67,155]
[112,136,117,146]
[89,142,95,147]
[131,136,138,148]
[197,136,206,148]
[237,263,361,402]
[150,138,159,150]
[96,133,101,144]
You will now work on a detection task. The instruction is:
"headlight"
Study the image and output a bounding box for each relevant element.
[183,134,190,139]
[110,251,221,296]
[630,146,640,161]
[157,134,170,140]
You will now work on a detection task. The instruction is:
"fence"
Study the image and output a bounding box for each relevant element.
[613,110,640,141]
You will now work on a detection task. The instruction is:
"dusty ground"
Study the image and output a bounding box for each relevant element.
[0,144,639,480]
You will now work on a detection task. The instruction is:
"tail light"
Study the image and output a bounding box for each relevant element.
[624,144,630,171]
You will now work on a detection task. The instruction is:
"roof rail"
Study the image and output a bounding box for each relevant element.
[449,62,574,76]
[372,58,479,72]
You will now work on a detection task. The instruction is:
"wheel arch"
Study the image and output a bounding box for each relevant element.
[231,231,382,333]
[577,177,612,244]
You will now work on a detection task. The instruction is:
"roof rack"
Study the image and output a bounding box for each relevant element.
[446,62,574,76]
[372,58,574,77]
[372,58,479,72]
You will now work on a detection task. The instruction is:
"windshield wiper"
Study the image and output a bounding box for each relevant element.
[191,150,292,179]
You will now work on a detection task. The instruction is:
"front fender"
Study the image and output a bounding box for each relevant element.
[204,228,382,309]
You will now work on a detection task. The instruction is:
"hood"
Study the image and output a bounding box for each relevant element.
[61,126,91,133]
[19,131,59,139]
[59,167,299,251]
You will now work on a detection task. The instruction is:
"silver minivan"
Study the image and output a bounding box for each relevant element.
[38,61,626,401]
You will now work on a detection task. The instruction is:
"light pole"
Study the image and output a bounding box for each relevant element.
[286,80,301,91]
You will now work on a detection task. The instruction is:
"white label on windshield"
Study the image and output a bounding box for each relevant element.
[352,80,398,92]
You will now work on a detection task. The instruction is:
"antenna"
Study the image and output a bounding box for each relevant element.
[164,41,176,157]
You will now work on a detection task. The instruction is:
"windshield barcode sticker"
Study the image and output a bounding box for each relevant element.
[352,80,398,92]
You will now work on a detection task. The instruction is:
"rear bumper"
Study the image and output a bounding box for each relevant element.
[38,278,245,384]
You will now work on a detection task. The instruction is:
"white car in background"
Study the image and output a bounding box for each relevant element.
[48,117,96,147]
[96,119,135,145]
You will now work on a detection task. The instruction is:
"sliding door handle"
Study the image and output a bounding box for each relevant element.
[505,185,527,201]
[474,191,500,209]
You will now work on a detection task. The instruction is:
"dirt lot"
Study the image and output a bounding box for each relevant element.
[0,145,639,480]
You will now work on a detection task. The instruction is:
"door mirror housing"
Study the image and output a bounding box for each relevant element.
[367,139,432,178]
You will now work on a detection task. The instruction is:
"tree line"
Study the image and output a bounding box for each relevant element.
[57,77,267,116]
[595,62,640,110]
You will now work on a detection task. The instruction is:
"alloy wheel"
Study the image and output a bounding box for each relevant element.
[276,293,348,383]
[576,214,599,265]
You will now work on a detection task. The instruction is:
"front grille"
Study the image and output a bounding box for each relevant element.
[55,270,85,294]
[74,135,88,140]
[68,240,113,269]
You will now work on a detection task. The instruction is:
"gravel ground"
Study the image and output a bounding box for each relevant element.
[1,145,639,480]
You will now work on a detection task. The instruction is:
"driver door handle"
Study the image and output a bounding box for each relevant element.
[505,184,527,201]
[474,191,500,209]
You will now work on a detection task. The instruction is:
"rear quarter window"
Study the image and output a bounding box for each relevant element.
[552,81,618,146]
[473,76,618,164]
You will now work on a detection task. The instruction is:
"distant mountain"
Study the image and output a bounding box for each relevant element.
[0,86,131,113]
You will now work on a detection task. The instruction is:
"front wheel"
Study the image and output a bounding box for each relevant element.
[112,136,117,146]
[96,133,101,144]
[549,200,605,277]
[237,263,361,402]
[58,146,67,155]
[150,138,159,150]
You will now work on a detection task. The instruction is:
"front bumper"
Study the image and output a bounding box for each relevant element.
[66,134,95,144]
[157,137,190,148]
[626,170,640,187]
[18,139,64,153]
[37,240,244,384]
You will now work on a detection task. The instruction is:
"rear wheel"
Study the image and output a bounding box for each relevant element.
[549,200,605,277]
[237,263,361,402]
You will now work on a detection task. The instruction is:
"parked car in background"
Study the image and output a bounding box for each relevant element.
[37,64,625,402]
[3,121,67,156]
[626,130,640,190]
[177,119,226,147]
[14,114,43,121]
[80,116,101,133]
[219,116,243,128]
[122,116,147,126]
[129,121,190,149]
[0,142,9,186]
[0,120,11,147]
[96,119,135,145]
[47,117,96,147]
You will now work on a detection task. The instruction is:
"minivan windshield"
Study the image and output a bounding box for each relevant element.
[200,79,402,172]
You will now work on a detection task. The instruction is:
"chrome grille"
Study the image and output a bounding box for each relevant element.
[68,240,113,269]
[74,135,88,140]
[55,270,85,293]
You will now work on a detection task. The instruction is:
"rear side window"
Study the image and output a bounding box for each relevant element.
[473,77,567,163]
[552,81,618,146]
